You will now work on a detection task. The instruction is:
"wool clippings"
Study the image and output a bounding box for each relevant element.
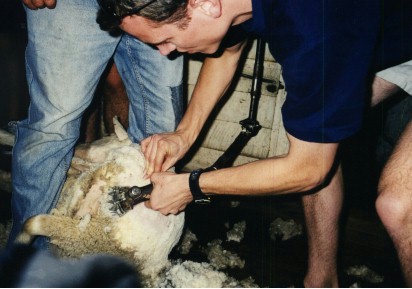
[157,260,258,288]
[203,239,245,270]
[269,217,302,241]
[346,265,384,284]
[177,229,198,255]
[226,221,246,243]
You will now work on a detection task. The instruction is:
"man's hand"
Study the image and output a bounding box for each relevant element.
[23,0,56,9]
[146,172,193,215]
[141,130,191,178]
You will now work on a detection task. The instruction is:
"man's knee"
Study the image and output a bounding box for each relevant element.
[376,180,410,231]
[376,123,412,230]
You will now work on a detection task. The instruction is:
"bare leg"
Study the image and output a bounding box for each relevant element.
[376,120,412,286]
[302,165,343,287]
[302,76,400,287]
[81,62,129,142]
[371,76,401,106]
[82,103,100,143]
[102,63,129,134]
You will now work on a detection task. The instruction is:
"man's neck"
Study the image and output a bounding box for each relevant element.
[226,0,253,25]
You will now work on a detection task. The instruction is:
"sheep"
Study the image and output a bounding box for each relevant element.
[15,119,185,285]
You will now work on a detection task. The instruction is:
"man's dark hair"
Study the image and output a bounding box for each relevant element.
[97,0,189,36]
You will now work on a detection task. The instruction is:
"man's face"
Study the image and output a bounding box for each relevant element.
[120,9,229,55]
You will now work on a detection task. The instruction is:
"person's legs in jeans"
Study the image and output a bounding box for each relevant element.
[8,0,119,249]
[114,34,184,143]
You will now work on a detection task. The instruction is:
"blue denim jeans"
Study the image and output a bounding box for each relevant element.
[7,0,183,248]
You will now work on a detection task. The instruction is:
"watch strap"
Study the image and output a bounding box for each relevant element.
[189,169,211,204]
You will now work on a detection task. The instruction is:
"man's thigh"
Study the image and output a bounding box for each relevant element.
[377,60,412,96]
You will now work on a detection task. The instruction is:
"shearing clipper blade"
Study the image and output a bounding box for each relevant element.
[108,184,153,216]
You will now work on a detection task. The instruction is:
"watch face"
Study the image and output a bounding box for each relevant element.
[194,197,211,205]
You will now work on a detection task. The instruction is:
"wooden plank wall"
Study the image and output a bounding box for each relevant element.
[181,39,290,171]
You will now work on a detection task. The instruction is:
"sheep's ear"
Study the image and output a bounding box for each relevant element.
[113,116,129,141]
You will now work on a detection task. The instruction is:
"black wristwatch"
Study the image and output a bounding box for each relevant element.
[189,169,211,204]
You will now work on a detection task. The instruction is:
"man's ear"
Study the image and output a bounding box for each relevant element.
[189,0,222,18]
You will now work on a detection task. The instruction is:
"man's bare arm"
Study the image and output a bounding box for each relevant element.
[148,134,339,215]
[201,134,338,195]
[142,41,247,176]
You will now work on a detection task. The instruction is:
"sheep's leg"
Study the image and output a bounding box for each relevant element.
[15,214,77,244]
[15,214,119,258]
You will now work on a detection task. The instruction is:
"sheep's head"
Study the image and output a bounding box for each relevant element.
[69,133,185,277]
[97,144,152,218]
[18,119,185,283]
[62,141,150,220]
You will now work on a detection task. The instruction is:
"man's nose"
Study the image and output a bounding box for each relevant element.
[157,43,176,55]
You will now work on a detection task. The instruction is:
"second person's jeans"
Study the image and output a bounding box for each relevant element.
[8,0,183,248]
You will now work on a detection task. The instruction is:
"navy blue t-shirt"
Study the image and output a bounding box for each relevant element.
[238,0,412,143]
